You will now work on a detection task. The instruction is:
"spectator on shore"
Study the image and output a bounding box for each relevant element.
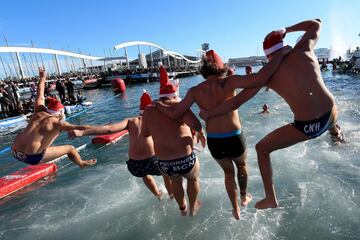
[56,79,66,103]
[65,79,75,101]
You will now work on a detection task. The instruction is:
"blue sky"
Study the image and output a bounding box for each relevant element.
[1,0,360,61]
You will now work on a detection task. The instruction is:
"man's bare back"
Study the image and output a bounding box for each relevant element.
[142,99,194,160]
[190,78,242,133]
[267,47,335,120]
[126,117,155,160]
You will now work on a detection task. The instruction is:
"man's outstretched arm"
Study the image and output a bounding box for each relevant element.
[68,119,129,139]
[200,87,261,121]
[226,46,291,89]
[156,88,195,119]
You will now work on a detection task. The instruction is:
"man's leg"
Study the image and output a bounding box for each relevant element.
[142,175,162,199]
[171,175,187,216]
[255,124,308,209]
[215,158,240,220]
[41,145,96,168]
[184,157,201,216]
[233,150,252,207]
[162,175,174,199]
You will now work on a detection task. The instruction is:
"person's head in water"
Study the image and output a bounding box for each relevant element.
[263,28,286,61]
[200,50,229,78]
[245,65,253,75]
[261,104,270,113]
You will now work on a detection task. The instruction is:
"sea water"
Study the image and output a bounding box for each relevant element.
[0,68,359,240]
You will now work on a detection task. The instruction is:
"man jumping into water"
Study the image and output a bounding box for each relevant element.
[68,90,173,199]
[155,49,289,219]
[200,19,344,209]
[141,66,205,216]
[12,68,96,167]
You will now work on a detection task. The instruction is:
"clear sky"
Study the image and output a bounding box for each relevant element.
[1,0,360,61]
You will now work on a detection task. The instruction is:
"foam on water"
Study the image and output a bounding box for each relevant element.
[0,71,360,239]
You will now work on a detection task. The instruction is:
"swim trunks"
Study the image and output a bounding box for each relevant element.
[291,110,335,138]
[207,129,246,160]
[12,148,45,165]
[126,156,162,177]
[157,152,196,177]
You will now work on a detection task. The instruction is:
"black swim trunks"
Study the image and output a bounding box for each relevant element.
[291,110,336,138]
[126,156,162,177]
[207,129,246,160]
[157,152,197,177]
[12,148,45,165]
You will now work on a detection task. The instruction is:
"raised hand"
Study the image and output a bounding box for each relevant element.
[39,67,46,80]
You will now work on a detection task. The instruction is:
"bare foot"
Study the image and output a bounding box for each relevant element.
[190,200,202,217]
[232,207,240,220]
[179,203,187,216]
[241,193,253,207]
[156,190,164,200]
[79,159,97,168]
[255,197,278,209]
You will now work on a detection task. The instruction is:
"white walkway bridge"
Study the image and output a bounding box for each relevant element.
[0,41,201,78]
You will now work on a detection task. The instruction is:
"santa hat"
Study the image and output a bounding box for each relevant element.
[159,65,178,99]
[139,90,152,114]
[263,28,286,56]
[47,97,64,115]
[205,50,224,69]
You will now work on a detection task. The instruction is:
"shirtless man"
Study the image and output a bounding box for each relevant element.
[200,19,344,209]
[68,90,173,199]
[12,68,96,167]
[142,66,205,216]
[155,50,288,219]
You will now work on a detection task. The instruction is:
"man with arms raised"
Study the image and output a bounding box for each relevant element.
[142,66,205,216]
[12,68,96,167]
[155,50,288,219]
[201,19,344,209]
[69,90,173,199]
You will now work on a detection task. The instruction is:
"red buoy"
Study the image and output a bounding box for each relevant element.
[111,78,126,93]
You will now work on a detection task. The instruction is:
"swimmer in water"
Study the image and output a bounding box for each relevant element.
[12,68,96,168]
[261,104,270,114]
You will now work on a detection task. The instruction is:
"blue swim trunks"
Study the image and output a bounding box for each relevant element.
[207,129,247,160]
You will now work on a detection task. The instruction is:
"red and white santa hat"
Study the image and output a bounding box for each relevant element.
[263,28,286,56]
[159,65,178,99]
[139,90,152,114]
[46,97,64,115]
[204,50,224,69]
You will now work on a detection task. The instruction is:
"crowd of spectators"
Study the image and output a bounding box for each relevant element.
[0,66,199,120]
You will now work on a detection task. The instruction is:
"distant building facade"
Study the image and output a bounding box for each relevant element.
[228,56,267,67]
